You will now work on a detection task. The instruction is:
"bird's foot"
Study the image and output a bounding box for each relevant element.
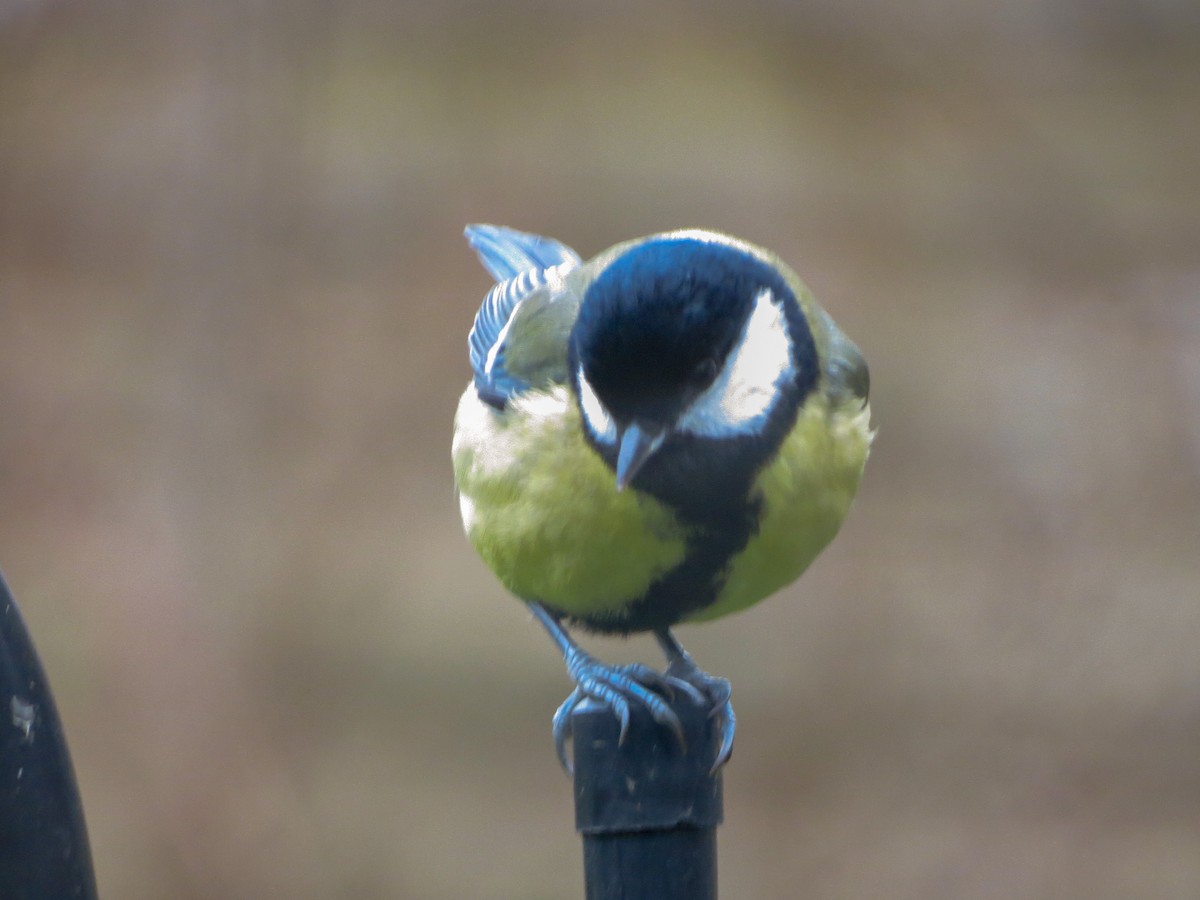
[658,637,736,773]
[551,646,707,774]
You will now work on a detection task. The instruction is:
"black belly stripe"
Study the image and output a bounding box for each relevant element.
[612,492,763,633]
[563,431,768,635]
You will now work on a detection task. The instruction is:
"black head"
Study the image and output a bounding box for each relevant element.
[571,235,795,429]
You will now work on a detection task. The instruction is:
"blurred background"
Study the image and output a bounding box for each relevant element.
[2,0,1198,897]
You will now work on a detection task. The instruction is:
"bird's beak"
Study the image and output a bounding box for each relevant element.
[615,423,667,491]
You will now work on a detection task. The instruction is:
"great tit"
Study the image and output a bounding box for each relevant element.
[452,225,872,770]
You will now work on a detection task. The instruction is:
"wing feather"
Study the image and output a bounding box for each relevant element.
[464,225,582,409]
[812,305,869,407]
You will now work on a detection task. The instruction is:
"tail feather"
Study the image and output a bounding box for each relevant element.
[465,224,581,281]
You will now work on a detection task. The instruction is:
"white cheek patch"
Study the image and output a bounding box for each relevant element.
[576,366,618,446]
[678,288,793,438]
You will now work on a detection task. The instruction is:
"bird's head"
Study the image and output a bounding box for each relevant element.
[569,233,817,491]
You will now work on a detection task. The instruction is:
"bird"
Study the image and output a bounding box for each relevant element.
[452,224,872,772]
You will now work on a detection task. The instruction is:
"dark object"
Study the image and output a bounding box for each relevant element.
[0,570,98,899]
[572,696,723,900]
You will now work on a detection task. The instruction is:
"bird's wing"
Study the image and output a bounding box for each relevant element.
[812,304,870,408]
[464,225,583,409]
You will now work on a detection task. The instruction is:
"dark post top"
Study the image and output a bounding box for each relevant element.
[571,696,723,900]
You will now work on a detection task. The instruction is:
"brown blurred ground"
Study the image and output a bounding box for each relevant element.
[1,1,1199,897]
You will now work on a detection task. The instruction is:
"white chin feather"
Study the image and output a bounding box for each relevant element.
[678,288,793,438]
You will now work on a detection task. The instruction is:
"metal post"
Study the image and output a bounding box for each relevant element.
[0,570,98,900]
[571,695,723,900]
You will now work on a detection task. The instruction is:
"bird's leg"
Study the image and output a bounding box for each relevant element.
[528,602,698,774]
[654,628,737,771]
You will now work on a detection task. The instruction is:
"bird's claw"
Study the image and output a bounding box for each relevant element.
[553,650,709,774]
[551,688,583,772]
[664,658,736,773]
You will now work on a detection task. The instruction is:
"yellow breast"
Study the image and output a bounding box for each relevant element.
[687,396,872,622]
[453,385,688,621]
[454,384,871,626]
